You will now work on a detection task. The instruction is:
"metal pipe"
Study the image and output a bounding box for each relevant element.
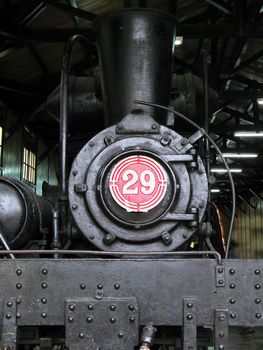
[0,250,222,263]
[51,209,61,258]
[0,231,15,259]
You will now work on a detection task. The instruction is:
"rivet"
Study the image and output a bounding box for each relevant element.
[255,298,261,304]
[72,169,78,175]
[68,317,74,323]
[110,317,116,323]
[114,283,120,290]
[72,204,78,210]
[41,312,47,318]
[87,317,93,323]
[41,298,47,304]
[187,303,193,308]
[230,312,236,319]
[16,298,21,305]
[255,269,261,275]
[229,298,235,304]
[129,317,135,323]
[186,314,193,321]
[88,304,93,310]
[16,313,21,319]
[97,290,103,296]
[219,331,224,337]
[152,124,157,130]
[16,269,22,276]
[219,345,224,350]
[218,268,223,273]
[255,284,261,290]
[219,314,225,321]
[128,305,135,311]
[118,331,124,338]
[229,269,235,275]
[79,333,84,339]
[42,269,48,275]
[218,279,224,285]
[256,313,261,319]
[89,141,94,147]
[7,302,13,307]
[41,282,48,289]
[80,283,86,290]
[69,305,75,311]
[5,313,11,319]
[97,284,103,290]
[229,283,235,289]
[16,283,22,289]
[110,305,116,311]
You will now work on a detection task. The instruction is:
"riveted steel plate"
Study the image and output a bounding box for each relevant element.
[65,297,139,350]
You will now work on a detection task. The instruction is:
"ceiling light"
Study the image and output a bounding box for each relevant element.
[234,131,263,137]
[257,98,263,105]
[211,189,220,193]
[175,36,183,45]
[211,168,242,173]
[222,152,258,158]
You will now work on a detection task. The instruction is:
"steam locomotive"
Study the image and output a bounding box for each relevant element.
[0,9,245,350]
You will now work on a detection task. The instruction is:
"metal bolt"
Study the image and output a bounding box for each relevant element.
[218,279,224,285]
[128,305,135,311]
[256,313,262,319]
[129,317,135,323]
[218,268,223,273]
[255,269,261,275]
[79,333,84,339]
[97,284,103,290]
[72,204,78,210]
[41,298,47,304]
[80,283,86,290]
[72,170,78,176]
[181,139,187,146]
[219,314,225,321]
[114,283,120,290]
[219,331,224,337]
[110,317,116,323]
[7,302,13,307]
[118,331,124,338]
[68,317,74,323]
[152,124,157,130]
[42,269,48,275]
[41,313,47,318]
[229,298,235,304]
[16,299,21,305]
[229,269,235,275]
[16,269,22,276]
[187,303,193,308]
[104,234,115,244]
[230,312,236,319]
[110,305,116,311]
[41,282,48,289]
[162,232,172,245]
[187,314,193,321]
[255,284,261,290]
[255,298,261,304]
[89,141,94,147]
[16,283,22,289]
[88,304,93,310]
[97,290,103,296]
[69,305,75,311]
[229,283,235,289]
[219,345,224,350]
[16,313,21,319]
[87,317,93,323]
[6,313,11,319]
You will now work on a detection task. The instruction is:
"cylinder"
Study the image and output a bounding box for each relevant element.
[0,177,53,248]
[93,9,177,126]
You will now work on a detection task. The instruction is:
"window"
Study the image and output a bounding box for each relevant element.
[22,147,37,185]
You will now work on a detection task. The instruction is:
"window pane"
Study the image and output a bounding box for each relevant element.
[22,147,36,185]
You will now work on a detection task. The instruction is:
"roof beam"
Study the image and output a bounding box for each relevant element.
[206,0,232,14]
[47,0,97,21]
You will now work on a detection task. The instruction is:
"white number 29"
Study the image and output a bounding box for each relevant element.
[122,169,155,195]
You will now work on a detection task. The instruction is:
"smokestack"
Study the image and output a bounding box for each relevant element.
[93,9,177,126]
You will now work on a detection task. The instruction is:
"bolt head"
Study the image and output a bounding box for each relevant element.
[110,305,116,311]
[219,314,225,321]
[42,269,48,275]
[218,279,224,285]
[41,283,48,289]
[187,303,193,308]
[128,305,135,311]
[255,298,261,304]
[256,313,262,319]
[16,283,22,289]
[87,317,93,323]
[41,313,47,318]
[229,283,235,289]
[41,298,47,304]
[229,298,235,304]
[88,304,93,310]
[118,331,124,338]
[5,313,11,319]
[186,314,193,321]
[68,317,74,323]
[69,305,75,311]
[255,269,261,275]
[80,283,86,290]
[110,317,116,323]
[218,268,223,273]
[230,312,236,319]
[16,269,22,276]
[219,345,224,350]
[114,283,120,290]
[229,268,235,275]
[97,284,103,290]
[7,302,13,307]
[255,284,261,290]
[79,333,84,339]
[129,317,135,323]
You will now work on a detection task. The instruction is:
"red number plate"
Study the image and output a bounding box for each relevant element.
[109,155,168,212]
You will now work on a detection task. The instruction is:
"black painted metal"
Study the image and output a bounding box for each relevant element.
[0,258,262,349]
[93,9,177,126]
[0,177,53,248]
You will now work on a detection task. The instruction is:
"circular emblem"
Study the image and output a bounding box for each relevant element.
[109,155,168,212]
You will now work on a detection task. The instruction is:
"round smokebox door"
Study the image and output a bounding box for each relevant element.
[99,152,176,226]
